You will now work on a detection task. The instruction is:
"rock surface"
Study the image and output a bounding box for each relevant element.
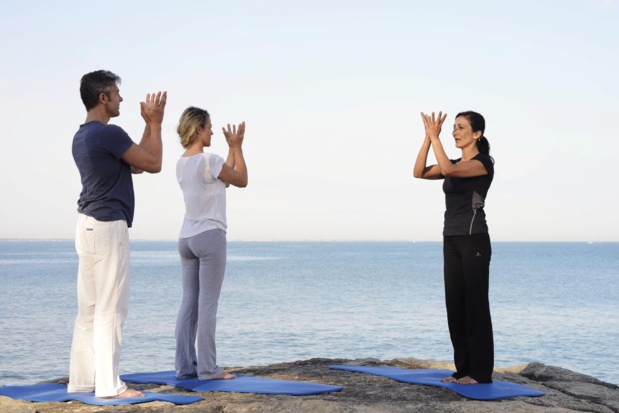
[1,358,618,413]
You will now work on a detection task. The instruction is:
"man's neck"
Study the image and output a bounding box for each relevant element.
[85,106,111,124]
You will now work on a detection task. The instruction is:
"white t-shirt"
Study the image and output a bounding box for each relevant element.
[176,153,227,238]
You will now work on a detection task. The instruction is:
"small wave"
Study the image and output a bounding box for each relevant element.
[228,255,281,261]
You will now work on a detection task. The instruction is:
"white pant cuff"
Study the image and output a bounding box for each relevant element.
[95,383,128,398]
[67,384,95,393]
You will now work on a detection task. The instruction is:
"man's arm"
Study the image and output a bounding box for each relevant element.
[130,123,151,174]
[122,92,167,173]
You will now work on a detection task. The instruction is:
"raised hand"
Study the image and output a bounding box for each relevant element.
[140,100,148,123]
[420,111,447,139]
[140,91,167,125]
[222,121,245,148]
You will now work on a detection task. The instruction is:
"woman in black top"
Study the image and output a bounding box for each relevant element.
[414,111,494,384]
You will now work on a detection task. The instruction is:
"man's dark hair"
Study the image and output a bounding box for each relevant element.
[80,70,122,111]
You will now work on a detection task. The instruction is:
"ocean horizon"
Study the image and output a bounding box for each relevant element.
[1,240,617,387]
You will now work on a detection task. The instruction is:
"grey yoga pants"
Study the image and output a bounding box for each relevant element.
[175,229,227,379]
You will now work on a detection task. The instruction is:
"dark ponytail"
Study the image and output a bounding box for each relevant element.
[477,136,491,156]
[456,110,494,163]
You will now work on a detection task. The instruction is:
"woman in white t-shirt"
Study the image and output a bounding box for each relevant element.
[174,106,247,380]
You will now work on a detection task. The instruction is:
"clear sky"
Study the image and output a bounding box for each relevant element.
[1,0,617,241]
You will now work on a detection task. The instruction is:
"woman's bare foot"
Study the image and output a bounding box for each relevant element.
[212,371,236,380]
[441,376,458,383]
[102,388,145,398]
[456,376,478,385]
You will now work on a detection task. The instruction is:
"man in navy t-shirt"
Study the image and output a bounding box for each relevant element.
[68,70,167,399]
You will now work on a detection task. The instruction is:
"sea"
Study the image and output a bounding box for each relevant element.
[0,240,617,387]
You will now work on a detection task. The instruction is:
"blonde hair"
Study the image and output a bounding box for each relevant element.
[177,106,210,148]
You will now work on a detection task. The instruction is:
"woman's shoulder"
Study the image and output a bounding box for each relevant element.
[473,152,495,173]
[473,152,493,161]
[178,152,222,162]
[177,153,208,173]
[202,152,226,170]
[202,152,224,162]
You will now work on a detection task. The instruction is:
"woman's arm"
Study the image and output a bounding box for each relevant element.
[222,139,236,187]
[218,122,248,188]
[422,112,488,178]
[414,112,443,179]
[413,134,443,179]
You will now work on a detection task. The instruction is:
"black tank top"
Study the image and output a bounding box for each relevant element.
[442,153,494,236]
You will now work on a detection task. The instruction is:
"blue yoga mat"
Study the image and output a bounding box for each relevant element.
[121,370,343,395]
[0,382,202,406]
[329,365,545,400]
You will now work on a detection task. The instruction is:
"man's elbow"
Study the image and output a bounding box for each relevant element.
[129,154,162,174]
[143,162,162,173]
[146,157,163,173]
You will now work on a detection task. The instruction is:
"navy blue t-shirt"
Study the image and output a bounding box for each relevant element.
[72,121,135,227]
[442,153,494,236]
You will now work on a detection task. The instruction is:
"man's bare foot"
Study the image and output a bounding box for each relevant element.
[102,388,145,398]
[441,376,458,383]
[212,371,236,380]
[456,376,478,384]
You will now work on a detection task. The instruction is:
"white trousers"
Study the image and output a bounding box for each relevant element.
[68,214,130,397]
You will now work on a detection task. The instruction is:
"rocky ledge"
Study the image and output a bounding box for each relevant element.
[1,358,618,413]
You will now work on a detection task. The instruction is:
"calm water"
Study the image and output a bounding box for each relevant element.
[0,240,617,386]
